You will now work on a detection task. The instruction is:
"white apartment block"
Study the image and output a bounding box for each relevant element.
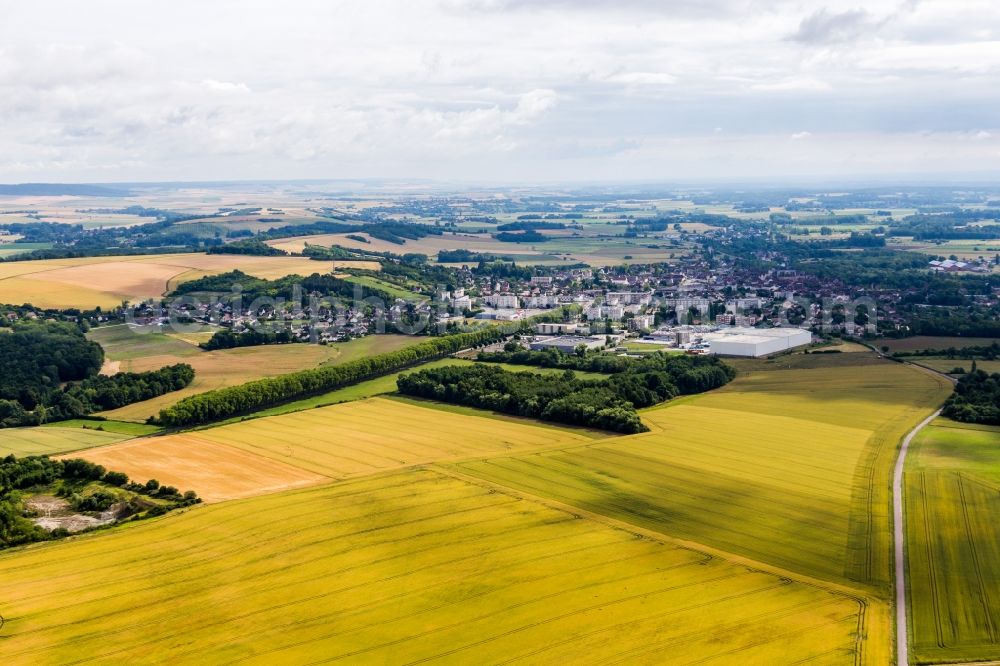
[485,294,520,309]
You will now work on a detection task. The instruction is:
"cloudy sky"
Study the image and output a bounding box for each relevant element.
[2,0,999,184]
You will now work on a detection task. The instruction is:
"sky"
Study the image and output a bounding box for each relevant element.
[1,0,999,184]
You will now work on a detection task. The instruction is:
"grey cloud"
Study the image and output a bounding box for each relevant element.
[789,7,878,44]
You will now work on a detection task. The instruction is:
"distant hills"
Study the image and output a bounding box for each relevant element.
[0,183,131,197]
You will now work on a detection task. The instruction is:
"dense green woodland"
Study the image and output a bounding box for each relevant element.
[943,369,1000,425]
[206,238,288,256]
[0,321,194,427]
[400,351,735,433]
[172,270,404,305]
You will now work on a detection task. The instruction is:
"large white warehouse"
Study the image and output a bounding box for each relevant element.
[703,327,812,357]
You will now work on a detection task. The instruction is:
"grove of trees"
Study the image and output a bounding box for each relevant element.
[0,321,194,427]
[398,350,735,433]
[943,369,1000,425]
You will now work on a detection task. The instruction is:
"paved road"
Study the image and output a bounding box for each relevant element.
[844,343,958,665]
[893,408,942,666]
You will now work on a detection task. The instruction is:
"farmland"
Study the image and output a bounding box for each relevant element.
[905,419,1000,664]
[0,468,867,664]
[0,253,333,309]
[874,336,1000,353]
[453,354,951,596]
[266,229,689,267]
[80,397,598,490]
[0,425,133,457]
[90,330,420,422]
[908,357,1000,375]
[214,357,610,424]
[0,346,948,663]
[62,436,327,503]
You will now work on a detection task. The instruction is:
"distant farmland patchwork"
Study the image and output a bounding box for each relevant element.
[0,253,332,309]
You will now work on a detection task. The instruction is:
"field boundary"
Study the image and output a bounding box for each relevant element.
[434,465,873,601]
[435,464,882,664]
[895,408,943,666]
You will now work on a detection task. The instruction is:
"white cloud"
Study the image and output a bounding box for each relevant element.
[0,0,997,182]
[790,131,813,140]
[201,80,251,94]
[598,71,678,86]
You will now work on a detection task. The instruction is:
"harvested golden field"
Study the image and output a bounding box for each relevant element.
[0,468,868,664]
[0,253,333,308]
[0,276,123,309]
[62,435,327,502]
[906,419,1000,664]
[162,397,596,480]
[0,426,132,457]
[94,333,420,422]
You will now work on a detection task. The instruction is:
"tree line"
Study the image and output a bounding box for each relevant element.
[155,315,569,427]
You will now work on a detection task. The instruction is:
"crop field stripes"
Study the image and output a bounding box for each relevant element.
[957,473,999,644]
[167,397,597,480]
[0,468,868,665]
[452,446,862,587]
[907,463,1000,662]
[0,426,134,457]
[436,466,878,665]
[458,451,851,549]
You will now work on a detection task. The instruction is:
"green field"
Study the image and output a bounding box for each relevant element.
[94,333,422,422]
[341,274,425,301]
[0,467,867,664]
[909,357,1000,375]
[88,324,204,361]
[874,336,1000,353]
[0,242,51,258]
[41,419,163,436]
[0,425,133,457]
[906,419,1000,664]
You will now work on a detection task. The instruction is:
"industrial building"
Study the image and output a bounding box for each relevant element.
[529,335,606,354]
[703,327,812,357]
